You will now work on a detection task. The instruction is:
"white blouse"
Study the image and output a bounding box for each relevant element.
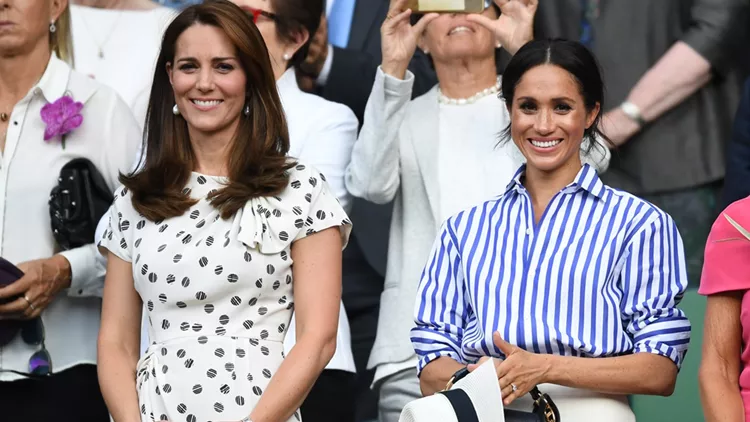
[70,5,176,129]
[0,55,140,381]
[437,94,517,221]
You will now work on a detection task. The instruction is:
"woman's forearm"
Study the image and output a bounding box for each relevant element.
[626,41,712,123]
[699,370,745,422]
[419,356,466,396]
[97,341,141,422]
[544,353,678,396]
[248,334,336,422]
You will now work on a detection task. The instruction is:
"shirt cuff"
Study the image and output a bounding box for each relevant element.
[59,244,105,298]
[633,342,684,370]
[378,66,415,96]
[316,44,335,87]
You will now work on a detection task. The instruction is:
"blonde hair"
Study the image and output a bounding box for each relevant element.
[50,4,74,66]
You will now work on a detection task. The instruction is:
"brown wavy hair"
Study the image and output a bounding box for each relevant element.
[121,0,293,222]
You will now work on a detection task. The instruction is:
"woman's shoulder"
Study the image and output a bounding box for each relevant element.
[723,196,750,224]
[599,184,673,226]
[109,185,140,218]
[237,161,350,253]
[66,67,127,111]
[699,197,750,295]
[282,161,328,195]
[290,89,357,124]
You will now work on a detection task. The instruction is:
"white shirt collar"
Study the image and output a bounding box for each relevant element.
[34,54,71,103]
[276,67,300,102]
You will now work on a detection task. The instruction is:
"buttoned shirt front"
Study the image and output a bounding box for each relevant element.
[0,55,140,381]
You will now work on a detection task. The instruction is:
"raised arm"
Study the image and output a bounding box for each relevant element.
[344,2,438,204]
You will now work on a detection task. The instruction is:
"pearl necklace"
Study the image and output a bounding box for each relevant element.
[438,76,502,106]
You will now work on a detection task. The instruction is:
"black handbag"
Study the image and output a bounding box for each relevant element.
[444,367,561,422]
[49,158,114,250]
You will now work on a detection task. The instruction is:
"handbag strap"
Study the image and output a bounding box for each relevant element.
[438,389,480,422]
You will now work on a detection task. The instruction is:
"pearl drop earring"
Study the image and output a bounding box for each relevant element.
[172,104,180,116]
[244,105,250,116]
[283,53,292,61]
[49,21,56,33]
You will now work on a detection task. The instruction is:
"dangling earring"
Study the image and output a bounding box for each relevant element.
[49,21,56,33]
[172,104,180,116]
[243,105,250,116]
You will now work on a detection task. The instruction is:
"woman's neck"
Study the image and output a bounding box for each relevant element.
[523,158,583,219]
[0,41,51,108]
[188,128,237,177]
[434,56,498,99]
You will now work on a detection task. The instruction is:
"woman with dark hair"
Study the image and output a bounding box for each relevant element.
[344,1,610,418]
[96,2,351,422]
[411,39,691,421]
[227,1,360,420]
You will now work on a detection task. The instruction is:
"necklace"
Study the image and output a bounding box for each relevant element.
[79,9,123,59]
[438,76,502,106]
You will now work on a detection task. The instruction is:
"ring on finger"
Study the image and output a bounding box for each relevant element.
[511,383,518,393]
[22,295,33,309]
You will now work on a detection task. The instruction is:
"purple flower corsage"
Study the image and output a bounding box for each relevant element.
[40,95,84,149]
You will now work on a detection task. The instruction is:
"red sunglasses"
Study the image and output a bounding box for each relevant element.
[241,6,278,23]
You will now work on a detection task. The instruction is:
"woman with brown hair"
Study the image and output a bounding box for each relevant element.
[96,2,351,422]
[228,1,360,420]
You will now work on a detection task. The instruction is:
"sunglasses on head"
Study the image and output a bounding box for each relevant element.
[0,318,52,377]
[240,6,278,24]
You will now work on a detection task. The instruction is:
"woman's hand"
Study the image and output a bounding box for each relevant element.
[0,256,71,319]
[467,332,552,405]
[381,0,439,79]
[467,0,538,56]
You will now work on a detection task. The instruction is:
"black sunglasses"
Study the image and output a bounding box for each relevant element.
[0,318,52,377]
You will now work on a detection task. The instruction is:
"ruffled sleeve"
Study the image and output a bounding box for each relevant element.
[699,197,750,295]
[98,186,136,262]
[237,163,352,254]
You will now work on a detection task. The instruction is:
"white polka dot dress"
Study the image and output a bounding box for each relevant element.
[100,163,351,422]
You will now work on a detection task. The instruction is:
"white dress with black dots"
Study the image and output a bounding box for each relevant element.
[100,164,351,422]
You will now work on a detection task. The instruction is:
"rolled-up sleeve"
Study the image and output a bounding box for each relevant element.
[411,221,469,376]
[620,213,691,369]
[681,0,750,73]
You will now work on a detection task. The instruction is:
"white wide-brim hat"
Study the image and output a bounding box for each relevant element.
[399,359,504,422]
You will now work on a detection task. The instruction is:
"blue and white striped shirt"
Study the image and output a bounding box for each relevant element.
[411,164,691,375]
